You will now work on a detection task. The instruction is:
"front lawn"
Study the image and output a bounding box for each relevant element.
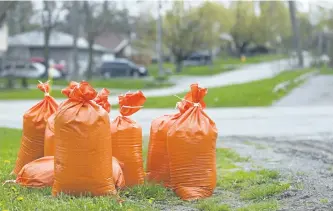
[0,78,173,90]
[143,68,314,108]
[148,54,287,77]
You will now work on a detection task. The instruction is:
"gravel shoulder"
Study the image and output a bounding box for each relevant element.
[222,135,333,211]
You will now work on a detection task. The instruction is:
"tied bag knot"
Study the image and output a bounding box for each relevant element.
[118,90,146,116]
[61,81,97,102]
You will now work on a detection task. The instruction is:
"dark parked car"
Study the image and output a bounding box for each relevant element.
[183,52,212,66]
[99,59,148,78]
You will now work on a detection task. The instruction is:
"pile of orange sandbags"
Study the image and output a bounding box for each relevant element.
[44,81,78,156]
[146,98,197,187]
[10,84,125,190]
[14,156,54,187]
[147,83,217,201]
[44,84,111,157]
[13,81,58,175]
[52,81,116,196]
[111,91,146,187]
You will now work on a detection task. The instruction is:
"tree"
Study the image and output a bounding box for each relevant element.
[255,1,291,47]
[0,2,16,25]
[82,1,114,80]
[288,0,304,67]
[6,1,37,35]
[228,1,291,56]
[163,1,206,72]
[195,1,232,64]
[228,1,257,56]
[41,1,62,76]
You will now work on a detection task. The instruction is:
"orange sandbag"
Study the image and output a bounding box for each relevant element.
[44,85,111,156]
[44,81,78,156]
[13,82,58,175]
[11,156,125,190]
[52,81,116,196]
[112,157,126,190]
[15,156,54,188]
[111,91,146,187]
[167,84,218,200]
[146,97,204,187]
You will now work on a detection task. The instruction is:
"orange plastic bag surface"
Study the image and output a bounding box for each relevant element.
[52,81,116,196]
[13,82,58,175]
[15,156,54,188]
[167,84,218,200]
[112,157,126,190]
[44,82,77,156]
[44,86,111,156]
[146,97,203,187]
[111,91,146,187]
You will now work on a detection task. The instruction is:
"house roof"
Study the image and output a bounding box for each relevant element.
[95,32,128,52]
[8,30,110,52]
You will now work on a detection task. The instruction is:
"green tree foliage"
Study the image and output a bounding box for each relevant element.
[163,1,204,72]
[229,1,291,55]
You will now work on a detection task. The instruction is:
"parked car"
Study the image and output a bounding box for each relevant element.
[182,52,212,66]
[99,58,148,78]
[30,57,67,77]
[0,62,62,79]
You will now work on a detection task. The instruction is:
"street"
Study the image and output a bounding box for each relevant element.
[1,103,333,140]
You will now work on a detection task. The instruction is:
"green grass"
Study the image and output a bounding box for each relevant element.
[148,54,286,76]
[218,169,279,189]
[240,183,290,200]
[0,128,290,211]
[0,78,174,90]
[319,67,333,75]
[237,200,279,211]
[196,198,231,211]
[0,88,67,100]
[144,68,315,108]
[0,78,174,100]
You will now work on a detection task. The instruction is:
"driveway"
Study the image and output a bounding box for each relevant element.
[274,75,333,106]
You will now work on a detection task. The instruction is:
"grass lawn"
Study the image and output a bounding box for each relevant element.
[0,89,67,100]
[0,127,291,211]
[319,66,333,75]
[143,68,315,108]
[0,78,174,90]
[148,54,287,77]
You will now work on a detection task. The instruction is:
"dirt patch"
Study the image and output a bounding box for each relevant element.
[220,136,333,211]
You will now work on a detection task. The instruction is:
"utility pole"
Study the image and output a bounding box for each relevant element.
[71,1,79,80]
[156,0,164,78]
[288,0,304,67]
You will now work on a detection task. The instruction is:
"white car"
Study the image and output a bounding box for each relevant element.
[0,62,62,79]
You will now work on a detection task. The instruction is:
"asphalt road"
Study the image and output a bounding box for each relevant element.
[274,75,333,106]
[1,101,333,139]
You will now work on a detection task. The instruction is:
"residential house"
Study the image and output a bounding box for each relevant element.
[7,30,111,76]
[95,32,153,66]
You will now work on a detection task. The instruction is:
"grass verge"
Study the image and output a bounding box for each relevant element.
[0,128,290,211]
[0,78,173,100]
[319,66,333,75]
[148,54,286,76]
[0,78,173,90]
[143,68,315,108]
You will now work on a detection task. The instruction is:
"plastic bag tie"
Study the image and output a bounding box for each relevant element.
[38,80,50,96]
[174,95,202,109]
[2,180,16,186]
